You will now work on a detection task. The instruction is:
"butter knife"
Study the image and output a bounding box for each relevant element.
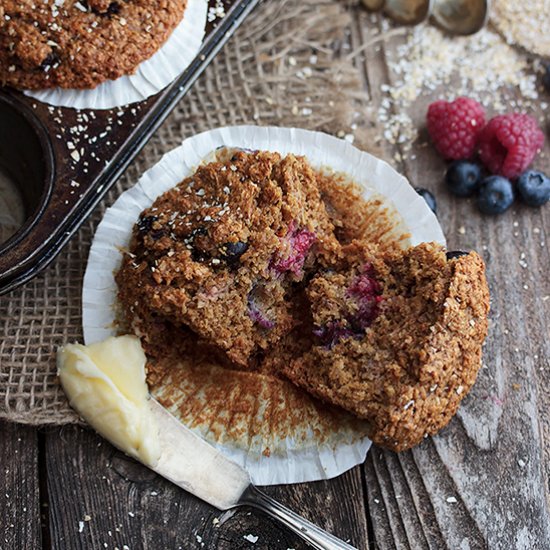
[149,399,358,550]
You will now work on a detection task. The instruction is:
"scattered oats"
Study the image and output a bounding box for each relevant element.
[493,0,550,57]
[377,24,539,147]
[84,515,91,521]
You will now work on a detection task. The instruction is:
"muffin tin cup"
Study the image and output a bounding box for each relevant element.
[0,94,55,260]
[82,125,446,486]
[0,0,259,295]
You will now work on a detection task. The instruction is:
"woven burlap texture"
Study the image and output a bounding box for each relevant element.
[0,0,378,425]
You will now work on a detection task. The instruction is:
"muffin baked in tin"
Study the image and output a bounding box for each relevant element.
[0,0,188,90]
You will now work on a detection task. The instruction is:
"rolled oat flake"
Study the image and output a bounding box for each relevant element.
[492,0,550,57]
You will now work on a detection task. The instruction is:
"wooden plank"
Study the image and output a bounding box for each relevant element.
[45,424,214,550]
[0,421,42,549]
[352,7,550,549]
[44,425,368,549]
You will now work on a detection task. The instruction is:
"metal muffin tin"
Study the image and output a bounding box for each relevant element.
[0,0,259,295]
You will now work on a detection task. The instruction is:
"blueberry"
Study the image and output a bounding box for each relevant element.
[83,0,121,15]
[313,320,354,349]
[517,170,550,207]
[445,161,482,197]
[136,215,166,240]
[414,187,437,213]
[220,241,249,265]
[477,176,514,215]
[136,215,158,233]
[40,52,60,71]
[446,250,468,260]
[188,227,210,262]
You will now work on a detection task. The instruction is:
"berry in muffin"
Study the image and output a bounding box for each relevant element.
[116,150,339,366]
[283,241,489,452]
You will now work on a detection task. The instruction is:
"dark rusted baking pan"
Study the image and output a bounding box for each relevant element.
[0,0,259,295]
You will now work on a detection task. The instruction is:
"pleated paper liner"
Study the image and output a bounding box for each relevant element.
[25,0,207,110]
[82,126,446,485]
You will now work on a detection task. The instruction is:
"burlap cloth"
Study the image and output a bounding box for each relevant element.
[0,0,380,425]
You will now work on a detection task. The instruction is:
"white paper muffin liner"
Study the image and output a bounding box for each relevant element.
[25,0,207,110]
[82,126,446,485]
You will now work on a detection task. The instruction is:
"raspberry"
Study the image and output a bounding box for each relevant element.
[270,226,316,276]
[427,97,486,160]
[478,114,545,179]
[346,265,383,331]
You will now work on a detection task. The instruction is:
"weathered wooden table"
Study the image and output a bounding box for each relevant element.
[2,5,549,549]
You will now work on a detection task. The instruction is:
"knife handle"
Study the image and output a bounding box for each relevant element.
[238,485,358,550]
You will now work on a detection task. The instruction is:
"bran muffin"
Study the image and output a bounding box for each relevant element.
[116,149,490,452]
[0,0,187,90]
[282,241,490,452]
[116,150,339,367]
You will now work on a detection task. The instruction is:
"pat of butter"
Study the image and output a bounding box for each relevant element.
[57,335,161,467]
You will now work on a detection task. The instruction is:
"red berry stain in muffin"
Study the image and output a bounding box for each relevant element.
[314,264,382,348]
[347,264,383,331]
[271,225,316,276]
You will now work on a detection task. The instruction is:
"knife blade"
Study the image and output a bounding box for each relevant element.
[149,399,358,550]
